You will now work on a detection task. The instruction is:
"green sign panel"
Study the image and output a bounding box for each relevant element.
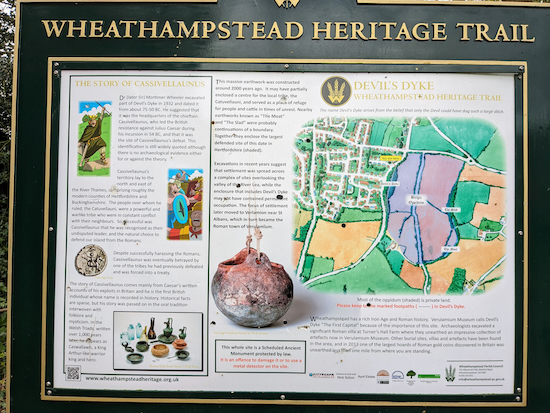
[10,0,549,412]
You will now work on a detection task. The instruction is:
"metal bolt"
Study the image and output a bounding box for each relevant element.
[516,396,521,402]
[518,75,523,80]
[49,227,54,232]
[53,70,59,75]
[46,381,51,387]
[280,394,286,400]
[47,390,52,396]
[518,230,523,236]
[516,387,522,393]
[54,62,59,67]
[519,66,524,71]
[284,64,289,69]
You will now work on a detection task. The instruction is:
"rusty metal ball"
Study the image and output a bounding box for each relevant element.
[211,248,293,327]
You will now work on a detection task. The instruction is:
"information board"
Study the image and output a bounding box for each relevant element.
[14,0,550,411]
[45,63,524,402]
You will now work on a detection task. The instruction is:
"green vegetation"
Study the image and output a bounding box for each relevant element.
[310,256,335,278]
[336,208,383,223]
[409,124,464,156]
[307,248,421,294]
[0,2,13,409]
[434,118,497,159]
[327,139,347,148]
[447,268,466,295]
[301,254,315,281]
[387,250,404,276]
[476,129,506,171]
[479,217,503,232]
[295,137,313,152]
[370,121,389,146]
[457,223,480,240]
[451,181,491,225]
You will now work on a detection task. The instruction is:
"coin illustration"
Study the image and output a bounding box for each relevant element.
[75,244,107,276]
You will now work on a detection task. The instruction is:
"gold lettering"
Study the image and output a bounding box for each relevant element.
[433,23,447,41]
[379,22,397,40]
[286,22,303,39]
[158,21,175,38]
[312,22,332,40]
[475,23,493,42]
[218,21,231,40]
[138,21,158,38]
[202,21,216,38]
[493,24,510,42]
[87,21,103,38]
[521,24,535,42]
[395,23,412,41]
[232,22,250,39]
[334,22,348,40]
[177,21,200,39]
[510,24,520,42]
[42,20,67,37]
[350,22,368,40]
[252,22,266,39]
[412,23,429,41]
[267,22,283,39]
[456,23,474,41]
[67,20,87,38]
[119,21,137,38]
[368,22,377,40]
[104,21,121,38]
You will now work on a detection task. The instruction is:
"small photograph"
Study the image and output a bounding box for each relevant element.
[167,168,204,240]
[113,311,203,371]
[77,101,112,175]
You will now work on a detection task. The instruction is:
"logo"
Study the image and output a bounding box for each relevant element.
[406,370,416,379]
[309,373,334,379]
[275,0,300,8]
[321,76,352,107]
[445,365,456,382]
[377,370,390,384]
[392,371,405,380]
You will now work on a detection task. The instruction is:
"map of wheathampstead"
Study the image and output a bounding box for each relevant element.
[292,116,507,295]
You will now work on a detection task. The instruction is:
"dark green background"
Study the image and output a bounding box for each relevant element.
[11,0,545,411]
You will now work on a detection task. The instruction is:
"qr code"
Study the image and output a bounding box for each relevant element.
[66,365,81,381]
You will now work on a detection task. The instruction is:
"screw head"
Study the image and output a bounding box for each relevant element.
[49,227,54,232]
[519,66,524,71]
[518,75,523,80]
[516,387,522,393]
[54,62,59,67]
[284,64,289,69]
[518,230,523,236]
[516,396,521,401]
[47,390,52,396]
[280,394,286,400]
[46,381,51,387]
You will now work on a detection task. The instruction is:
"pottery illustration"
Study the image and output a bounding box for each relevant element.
[136,341,149,352]
[163,318,173,337]
[179,327,187,340]
[147,317,156,340]
[172,339,187,349]
[127,353,144,364]
[151,344,169,357]
[211,248,293,328]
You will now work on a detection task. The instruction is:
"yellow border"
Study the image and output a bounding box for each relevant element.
[14,0,550,6]
[358,0,550,6]
[31,56,528,408]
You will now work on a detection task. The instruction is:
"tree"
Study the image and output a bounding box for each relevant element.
[0,1,14,411]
